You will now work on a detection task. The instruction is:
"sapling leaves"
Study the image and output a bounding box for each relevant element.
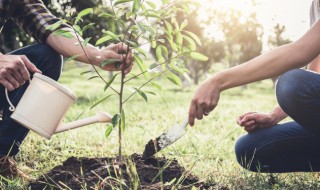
[100,59,119,67]
[65,54,80,63]
[53,30,73,38]
[96,36,114,45]
[133,88,148,102]
[190,52,209,61]
[90,95,113,110]
[82,23,95,32]
[132,0,142,13]
[105,125,113,138]
[104,74,119,91]
[112,114,121,128]
[75,8,93,25]
[114,0,133,6]
[167,72,182,87]
[98,13,115,18]
[182,30,201,45]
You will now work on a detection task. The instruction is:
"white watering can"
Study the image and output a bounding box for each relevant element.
[5,73,112,140]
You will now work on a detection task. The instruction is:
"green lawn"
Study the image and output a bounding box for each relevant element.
[5,63,320,189]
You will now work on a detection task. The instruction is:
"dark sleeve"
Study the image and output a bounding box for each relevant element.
[3,0,70,43]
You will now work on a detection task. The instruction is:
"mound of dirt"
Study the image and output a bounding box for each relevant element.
[29,154,214,189]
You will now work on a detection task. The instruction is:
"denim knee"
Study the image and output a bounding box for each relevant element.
[234,135,261,172]
[276,69,307,115]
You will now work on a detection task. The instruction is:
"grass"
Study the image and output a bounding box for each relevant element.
[5,62,320,189]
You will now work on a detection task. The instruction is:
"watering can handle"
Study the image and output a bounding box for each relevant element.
[5,79,32,112]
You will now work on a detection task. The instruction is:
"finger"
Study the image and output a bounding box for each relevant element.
[12,69,25,85]
[2,79,15,91]
[244,124,258,133]
[117,42,128,53]
[238,112,256,120]
[242,120,256,127]
[188,100,197,126]
[239,114,256,125]
[5,75,19,90]
[196,105,204,120]
[21,55,41,74]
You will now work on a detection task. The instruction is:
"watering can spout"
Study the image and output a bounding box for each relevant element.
[55,112,113,134]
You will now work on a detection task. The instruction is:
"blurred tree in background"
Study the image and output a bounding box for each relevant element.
[0,0,290,87]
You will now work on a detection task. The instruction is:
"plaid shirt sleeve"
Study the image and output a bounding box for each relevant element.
[2,0,70,43]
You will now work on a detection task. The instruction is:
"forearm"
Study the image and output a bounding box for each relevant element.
[270,106,288,123]
[46,28,101,66]
[307,55,320,72]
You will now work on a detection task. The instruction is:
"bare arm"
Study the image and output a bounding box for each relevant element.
[188,20,320,126]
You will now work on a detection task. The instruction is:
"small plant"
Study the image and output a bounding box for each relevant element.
[50,0,208,158]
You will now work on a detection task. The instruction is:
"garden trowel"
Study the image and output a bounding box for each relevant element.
[142,118,189,158]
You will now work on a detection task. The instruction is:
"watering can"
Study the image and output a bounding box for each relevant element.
[5,73,112,140]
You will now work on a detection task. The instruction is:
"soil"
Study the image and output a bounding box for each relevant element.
[29,154,215,189]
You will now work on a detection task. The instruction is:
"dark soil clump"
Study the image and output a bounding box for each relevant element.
[29,154,214,189]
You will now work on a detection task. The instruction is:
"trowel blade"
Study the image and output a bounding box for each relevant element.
[143,119,188,158]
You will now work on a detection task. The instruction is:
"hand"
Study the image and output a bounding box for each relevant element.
[188,77,221,126]
[0,54,41,91]
[237,112,278,133]
[96,42,133,75]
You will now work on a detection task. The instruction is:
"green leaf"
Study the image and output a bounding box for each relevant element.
[75,8,93,25]
[104,74,119,91]
[146,1,156,9]
[190,52,209,61]
[133,54,148,78]
[167,72,182,87]
[135,47,147,58]
[121,110,126,132]
[65,54,80,63]
[111,114,120,128]
[162,0,169,5]
[80,70,92,76]
[169,40,178,51]
[180,20,188,30]
[114,0,133,6]
[105,125,113,138]
[53,30,74,38]
[46,20,63,31]
[165,21,173,35]
[151,82,162,90]
[125,40,138,47]
[161,45,169,59]
[176,32,183,46]
[182,35,196,51]
[96,36,113,46]
[134,88,148,102]
[182,30,201,45]
[98,13,114,18]
[90,95,113,109]
[82,23,95,32]
[82,37,91,47]
[88,76,99,80]
[132,0,141,13]
[156,46,165,63]
[100,59,119,67]
[104,31,120,41]
[151,40,157,48]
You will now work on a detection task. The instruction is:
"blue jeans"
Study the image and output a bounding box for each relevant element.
[0,44,62,156]
[235,69,320,173]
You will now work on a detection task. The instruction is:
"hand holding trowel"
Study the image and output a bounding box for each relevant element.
[142,117,189,158]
